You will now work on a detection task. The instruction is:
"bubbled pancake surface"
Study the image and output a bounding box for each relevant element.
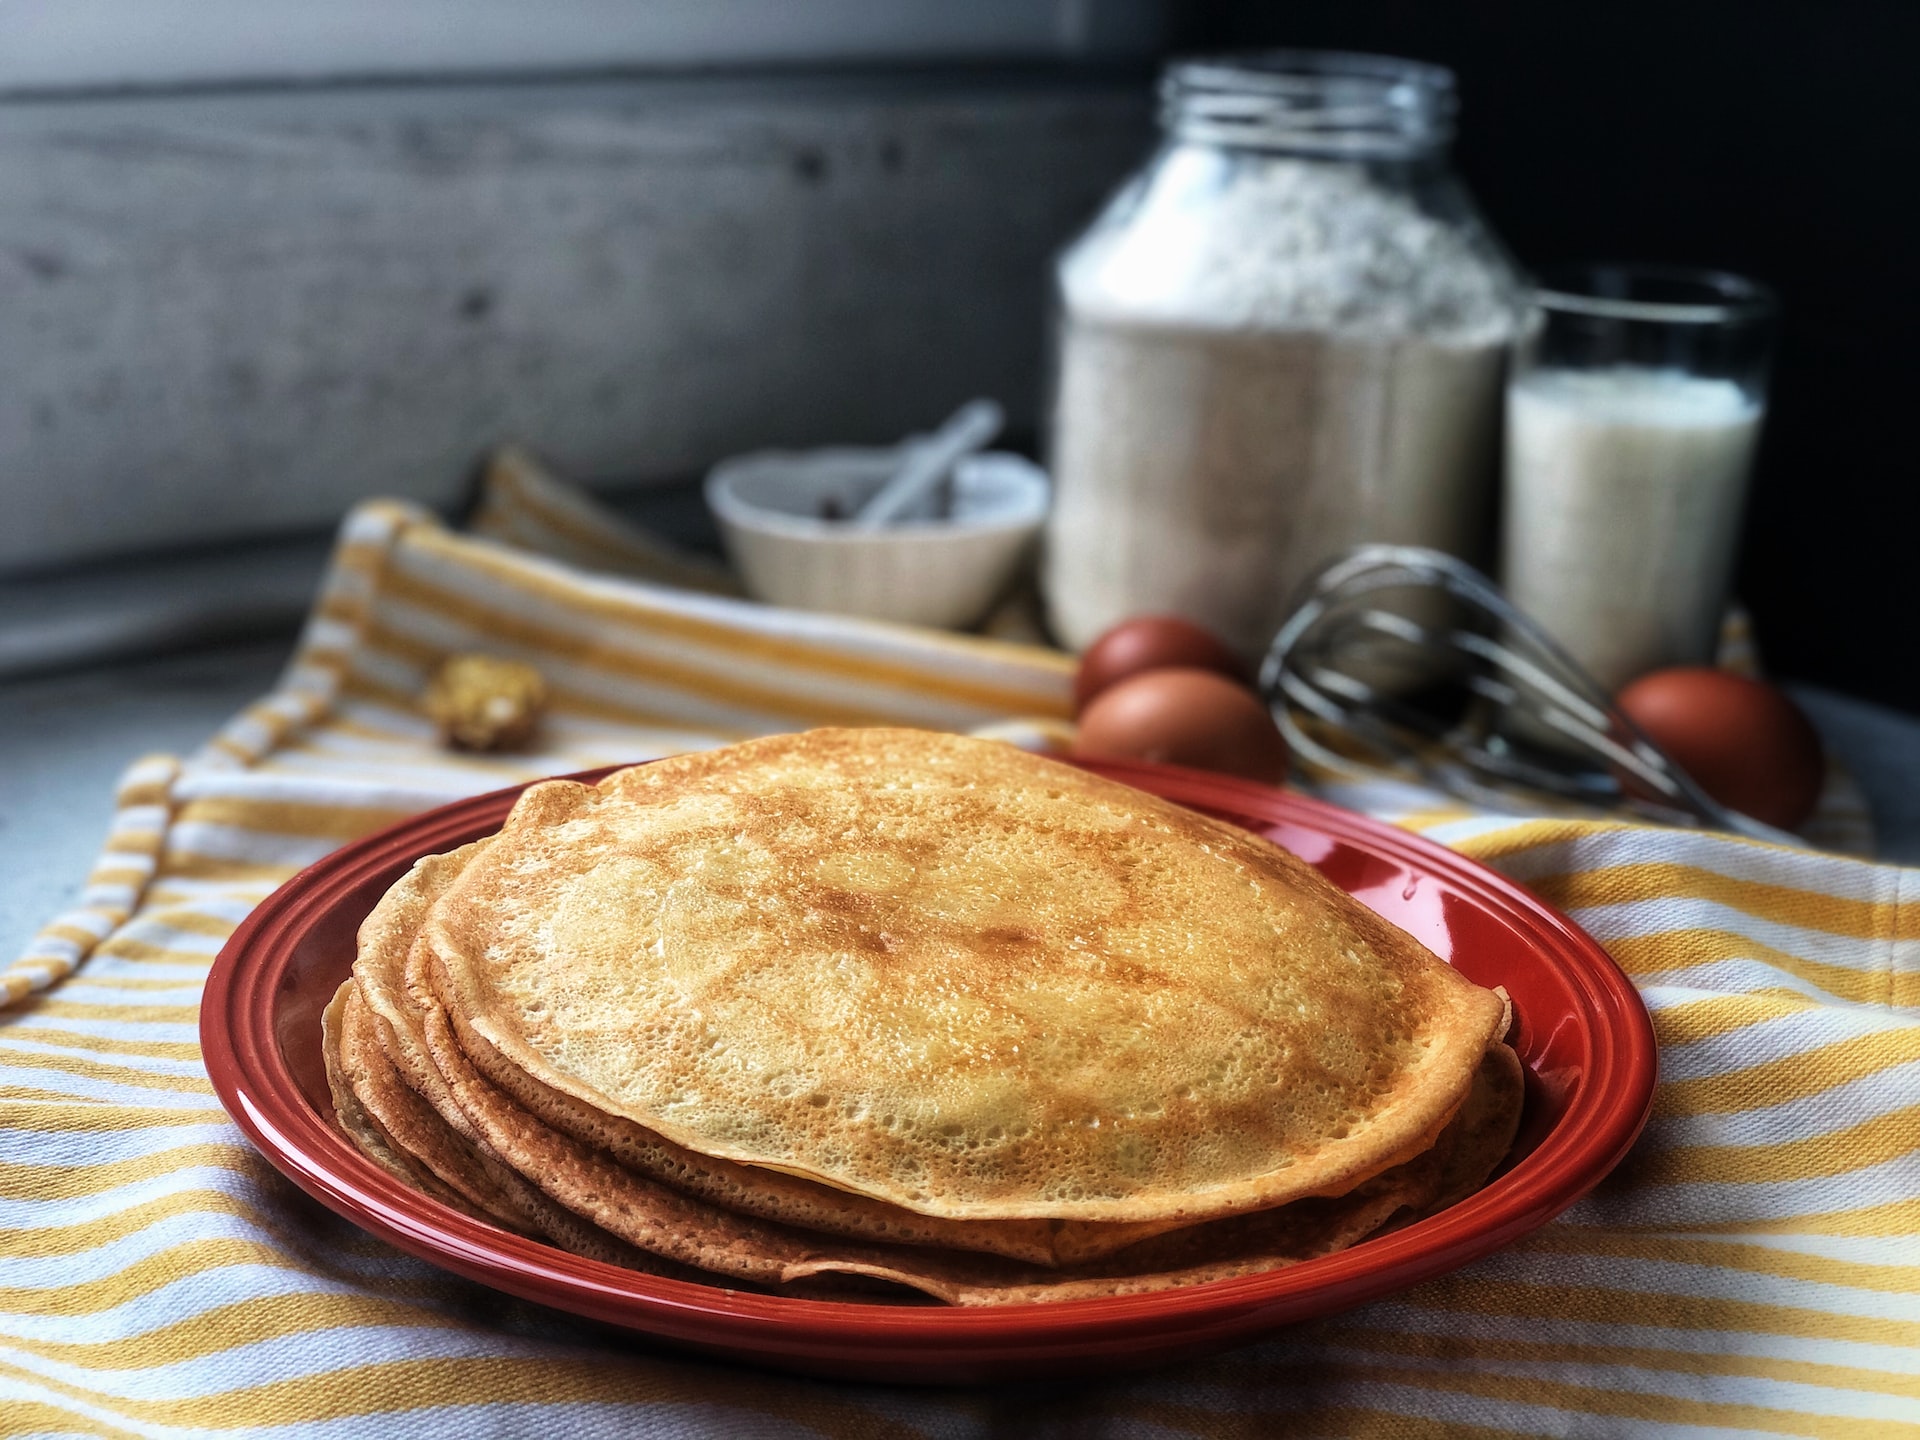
[427,728,1508,1224]
[355,842,1150,1265]
[332,851,1524,1306]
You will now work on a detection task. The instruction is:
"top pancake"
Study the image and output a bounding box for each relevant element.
[427,728,1507,1225]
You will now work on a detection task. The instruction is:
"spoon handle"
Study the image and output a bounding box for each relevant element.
[851,399,1003,530]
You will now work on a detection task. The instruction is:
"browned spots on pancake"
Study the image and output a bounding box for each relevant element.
[427,728,1508,1224]
[982,925,1040,948]
[322,729,1521,1304]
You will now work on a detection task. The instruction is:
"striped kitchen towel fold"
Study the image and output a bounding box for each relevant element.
[2,497,1915,1438]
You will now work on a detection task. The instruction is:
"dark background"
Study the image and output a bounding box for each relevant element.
[1175,1,1920,715]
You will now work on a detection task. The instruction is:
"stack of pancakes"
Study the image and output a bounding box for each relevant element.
[324,729,1522,1305]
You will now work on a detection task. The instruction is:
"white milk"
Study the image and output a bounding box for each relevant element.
[1502,366,1762,692]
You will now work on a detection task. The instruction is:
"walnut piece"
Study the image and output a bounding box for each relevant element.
[423,654,548,752]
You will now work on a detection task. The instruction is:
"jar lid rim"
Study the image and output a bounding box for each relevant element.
[1168,50,1457,95]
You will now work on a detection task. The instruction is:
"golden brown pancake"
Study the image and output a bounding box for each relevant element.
[351,845,501,1151]
[442,993,1182,1266]
[1421,1039,1525,1215]
[350,846,1516,1303]
[334,933,1520,1304]
[413,907,1518,1302]
[321,980,482,1218]
[427,729,1508,1224]
[347,847,626,1241]
[328,728,1526,1305]
[357,845,1167,1266]
[334,977,667,1269]
[948,1042,1523,1305]
[330,977,531,1230]
[337,857,680,1271]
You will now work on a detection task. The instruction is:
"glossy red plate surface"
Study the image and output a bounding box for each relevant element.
[203,759,1655,1385]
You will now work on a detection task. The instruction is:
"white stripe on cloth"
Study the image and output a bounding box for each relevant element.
[1345,1297,1920,1375]
[1557,1146,1920,1228]
[1642,1064,1920,1150]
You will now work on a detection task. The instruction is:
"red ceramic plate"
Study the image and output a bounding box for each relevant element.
[203,759,1655,1386]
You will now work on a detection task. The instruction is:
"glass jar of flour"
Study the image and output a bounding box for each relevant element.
[1044,53,1523,660]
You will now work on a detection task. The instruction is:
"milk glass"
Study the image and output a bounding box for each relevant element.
[1500,266,1776,693]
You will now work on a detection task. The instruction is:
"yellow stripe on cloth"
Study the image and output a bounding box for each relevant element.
[2,492,1915,1437]
[468,445,746,598]
[0,756,179,1008]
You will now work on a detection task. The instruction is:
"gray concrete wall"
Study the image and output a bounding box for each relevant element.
[0,73,1152,574]
[0,2,1167,93]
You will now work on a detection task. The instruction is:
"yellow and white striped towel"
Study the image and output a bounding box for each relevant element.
[5,496,1916,1438]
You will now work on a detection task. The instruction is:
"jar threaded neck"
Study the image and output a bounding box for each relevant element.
[1162,51,1456,159]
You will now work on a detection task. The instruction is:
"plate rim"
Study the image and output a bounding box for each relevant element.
[201,758,1656,1369]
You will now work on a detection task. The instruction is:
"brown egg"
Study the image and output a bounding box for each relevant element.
[1073,616,1251,715]
[1071,667,1289,785]
[1615,668,1824,831]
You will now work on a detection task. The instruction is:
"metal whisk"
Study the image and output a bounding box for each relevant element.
[1257,545,1795,844]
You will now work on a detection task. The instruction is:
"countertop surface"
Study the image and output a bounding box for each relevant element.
[4,633,1917,964]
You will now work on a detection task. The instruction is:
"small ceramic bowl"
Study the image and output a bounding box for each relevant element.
[705,447,1049,630]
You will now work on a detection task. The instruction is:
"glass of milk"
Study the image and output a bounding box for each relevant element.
[1500,266,1776,693]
